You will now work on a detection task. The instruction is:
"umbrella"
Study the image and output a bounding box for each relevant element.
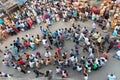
[0,19,4,24]
[45,13,50,19]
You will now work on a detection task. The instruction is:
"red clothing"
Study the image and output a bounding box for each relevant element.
[117,43,120,48]
[24,53,29,59]
[92,7,99,14]
[42,15,46,23]
[18,59,24,65]
[27,20,33,28]
[24,41,30,47]
[54,53,59,58]
[12,26,19,33]
[56,47,61,53]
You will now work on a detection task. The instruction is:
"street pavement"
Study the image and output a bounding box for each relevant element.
[0,20,120,80]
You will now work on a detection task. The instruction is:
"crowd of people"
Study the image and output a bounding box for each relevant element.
[0,0,120,40]
[0,0,120,80]
[2,22,120,79]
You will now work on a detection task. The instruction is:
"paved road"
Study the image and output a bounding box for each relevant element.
[0,20,120,80]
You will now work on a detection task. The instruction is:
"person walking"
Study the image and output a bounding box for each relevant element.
[33,69,44,78]
[84,73,88,80]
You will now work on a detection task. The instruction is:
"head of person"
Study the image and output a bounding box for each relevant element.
[110,74,113,76]
[10,44,12,46]
[5,46,7,48]
[17,37,20,40]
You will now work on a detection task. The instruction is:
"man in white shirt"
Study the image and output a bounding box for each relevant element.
[84,37,89,43]
[69,56,78,63]
[88,46,93,54]
[84,74,88,80]
[69,56,75,62]
[29,55,34,60]
[42,38,47,45]
[30,41,36,50]
[29,60,35,68]
[45,51,51,58]
[4,53,10,61]
[114,25,120,30]
[84,37,90,46]
[113,50,120,60]
[25,34,30,41]
[58,29,62,36]
[117,50,120,57]
[79,32,85,41]
[107,74,116,80]
[85,11,88,20]
[77,65,82,72]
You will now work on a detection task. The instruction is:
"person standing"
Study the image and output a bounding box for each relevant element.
[45,50,51,58]
[17,66,26,74]
[40,26,45,35]
[44,41,52,50]
[91,22,97,33]
[84,74,88,80]
[75,46,79,57]
[107,40,116,52]
[112,29,118,37]
[30,41,36,51]
[107,74,116,80]
[13,37,20,52]
[29,60,35,68]
[9,44,18,56]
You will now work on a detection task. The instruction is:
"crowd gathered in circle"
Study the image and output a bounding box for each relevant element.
[0,0,120,80]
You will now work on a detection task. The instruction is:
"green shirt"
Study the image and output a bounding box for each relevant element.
[53,38,57,44]
[73,11,77,17]
[93,63,98,69]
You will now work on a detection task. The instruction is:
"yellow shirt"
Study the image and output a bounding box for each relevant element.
[35,38,41,44]
[97,37,102,43]
[93,33,100,39]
